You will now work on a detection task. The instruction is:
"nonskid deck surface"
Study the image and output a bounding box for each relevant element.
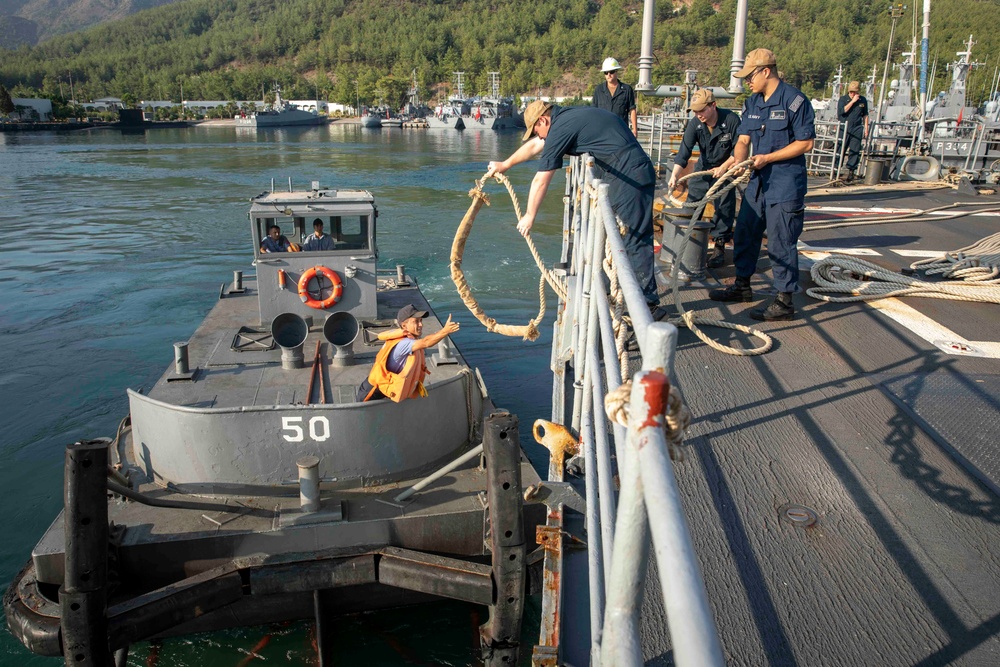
[146,280,466,409]
[636,186,1000,664]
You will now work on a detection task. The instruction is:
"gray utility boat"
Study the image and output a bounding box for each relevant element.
[4,182,543,665]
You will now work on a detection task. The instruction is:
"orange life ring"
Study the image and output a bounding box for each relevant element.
[298,266,343,309]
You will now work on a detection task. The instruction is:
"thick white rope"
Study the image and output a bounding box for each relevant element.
[662,161,774,356]
[909,231,1000,284]
[807,253,1000,304]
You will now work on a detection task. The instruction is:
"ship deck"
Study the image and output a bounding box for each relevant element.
[621,184,1000,665]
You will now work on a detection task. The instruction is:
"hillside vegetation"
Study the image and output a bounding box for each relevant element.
[1,0,998,110]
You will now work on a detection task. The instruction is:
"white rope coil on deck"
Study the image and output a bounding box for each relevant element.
[909,231,1000,284]
[807,254,1000,304]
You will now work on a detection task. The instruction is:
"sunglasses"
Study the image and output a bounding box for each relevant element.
[745,67,766,84]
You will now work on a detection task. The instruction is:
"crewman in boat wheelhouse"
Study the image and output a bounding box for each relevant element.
[260,224,292,252]
[709,48,815,321]
[303,218,335,251]
[357,304,460,402]
[667,88,741,268]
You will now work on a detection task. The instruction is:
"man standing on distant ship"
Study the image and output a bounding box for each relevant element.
[837,80,869,181]
[667,89,741,268]
[709,48,815,321]
[592,57,638,136]
[485,101,667,319]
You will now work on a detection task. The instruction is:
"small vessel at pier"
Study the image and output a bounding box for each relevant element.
[4,182,543,665]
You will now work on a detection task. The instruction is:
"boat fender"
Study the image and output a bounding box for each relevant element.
[277,269,286,289]
[899,155,941,182]
[298,266,344,309]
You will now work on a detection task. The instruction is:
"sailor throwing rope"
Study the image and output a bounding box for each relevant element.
[485,100,668,321]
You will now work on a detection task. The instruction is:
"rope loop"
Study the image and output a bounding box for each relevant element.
[604,380,691,461]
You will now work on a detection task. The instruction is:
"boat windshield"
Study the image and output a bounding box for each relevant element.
[254,214,371,255]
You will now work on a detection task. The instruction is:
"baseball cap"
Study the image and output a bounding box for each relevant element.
[735,48,777,78]
[847,80,861,93]
[396,304,428,323]
[522,100,553,141]
[688,89,715,112]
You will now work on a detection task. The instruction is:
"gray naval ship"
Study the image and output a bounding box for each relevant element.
[4,182,543,665]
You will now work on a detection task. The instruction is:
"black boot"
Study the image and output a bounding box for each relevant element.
[750,292,794,321]
[708,275,753,302]
[707,240,726,269]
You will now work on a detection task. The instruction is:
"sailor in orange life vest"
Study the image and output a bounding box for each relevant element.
[356,304,460,402]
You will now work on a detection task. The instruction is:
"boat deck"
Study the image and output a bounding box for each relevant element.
[631,185,1000,665]
[147,279,469,409]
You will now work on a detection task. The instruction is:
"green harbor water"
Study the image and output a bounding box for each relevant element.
[0,123,566,665]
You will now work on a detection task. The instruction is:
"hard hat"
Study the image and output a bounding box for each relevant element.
[600,57,622,73]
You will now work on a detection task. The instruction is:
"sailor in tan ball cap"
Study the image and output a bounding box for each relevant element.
[709,48,815,322]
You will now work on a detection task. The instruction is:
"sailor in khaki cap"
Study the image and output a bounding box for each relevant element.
[836,80,869,181]
[708,48,815,321]
[668,88,742,268]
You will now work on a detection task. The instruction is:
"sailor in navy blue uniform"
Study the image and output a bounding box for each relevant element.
[485,100,664,317]
[709,48,815,321]
[667,88,741,268]
[836,80,869,180]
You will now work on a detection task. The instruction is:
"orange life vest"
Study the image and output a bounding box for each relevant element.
[365,329,429,402]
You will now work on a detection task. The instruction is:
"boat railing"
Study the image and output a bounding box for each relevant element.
[533,154,724,665]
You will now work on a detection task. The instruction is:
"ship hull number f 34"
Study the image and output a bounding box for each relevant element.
[282,416,332,442]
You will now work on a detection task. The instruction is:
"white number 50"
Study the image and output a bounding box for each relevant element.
[282,416,331,442]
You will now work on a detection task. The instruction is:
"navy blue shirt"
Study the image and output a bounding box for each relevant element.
[592,80,637,124]
[674,108,741,170]
[837,94,869,135]
[738,81,816,207]
[537,106,653,184]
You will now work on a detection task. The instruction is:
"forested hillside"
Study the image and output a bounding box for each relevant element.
[1,0,998,110]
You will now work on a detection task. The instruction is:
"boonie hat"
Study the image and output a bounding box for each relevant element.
[396,304,428,323]
[847,80,861,93]
[736,48,777,78]
[600,57,622,73]
[688,89,715,112]
[522,100,553,141]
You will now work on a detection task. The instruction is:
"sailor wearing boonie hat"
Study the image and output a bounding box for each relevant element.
[708,48,816,322]
[836,80,869,181]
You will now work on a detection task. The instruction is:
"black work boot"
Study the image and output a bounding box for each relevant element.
[707,240,726,269]
[750,292,794,321]
[708,275,753,302]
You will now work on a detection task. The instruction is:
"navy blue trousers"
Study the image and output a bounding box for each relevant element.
[733,199,805,294]
[608,177,658,304]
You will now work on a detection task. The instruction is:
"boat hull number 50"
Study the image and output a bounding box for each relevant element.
[282,416,332,442]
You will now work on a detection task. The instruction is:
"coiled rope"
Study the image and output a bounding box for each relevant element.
[909,231,1000,283]
[660,161,775,356]
[450,173,567,341]
[806,253,1000,304]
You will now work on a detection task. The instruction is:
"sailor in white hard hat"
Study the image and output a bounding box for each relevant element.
[592,57,638,135]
